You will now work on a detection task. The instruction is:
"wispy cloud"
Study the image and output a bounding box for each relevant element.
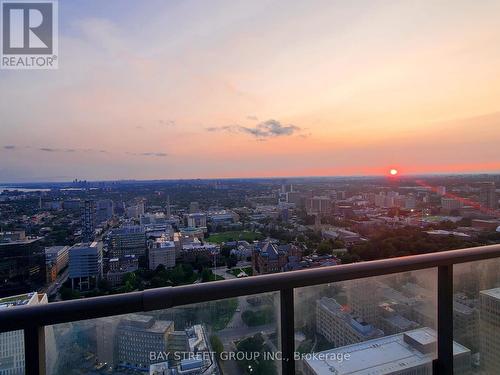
[39,147,76,153]
[205,125,236,133]
[206,119,302,139]
[159,120,176,126]
[141,152,167,157]
[127,151,168,157]
[3,145,16,150]
[247,115,258,121]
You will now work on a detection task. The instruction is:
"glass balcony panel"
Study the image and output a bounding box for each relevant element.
[453,258,500,374]
[0,329,25,375]
[294,270,445,375]
[45,292,280,375]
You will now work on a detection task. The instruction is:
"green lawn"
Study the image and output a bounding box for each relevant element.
[207,231,263,244]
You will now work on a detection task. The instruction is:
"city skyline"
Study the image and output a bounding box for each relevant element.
[2,0,500,182]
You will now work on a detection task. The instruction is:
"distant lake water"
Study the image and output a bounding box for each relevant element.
[0,187,51,192]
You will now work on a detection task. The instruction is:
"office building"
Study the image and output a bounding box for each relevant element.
[96,199,114,223]
[45,245,69,275]
[306,196,331,214]
[346,279,380,325]
[441,197,463,212]
[185,213,207,228]
[116,315,174,371]
[108,226,146,258]
[0,231,45,297]
[45,245,69,282]
[81,200,96,242]
[479,287,500,373]
[453,298,478,352]
[0,292,55,375]
[149,236,176,270]
[68,242,103,290]
[95,317,119,368]
[126,202,145,218]
[478,182,497,210]
[303,327,471,375]
[189,201,200,213]
[316,297,384,347]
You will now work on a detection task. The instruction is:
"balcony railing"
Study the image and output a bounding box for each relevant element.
[2,243,500,375]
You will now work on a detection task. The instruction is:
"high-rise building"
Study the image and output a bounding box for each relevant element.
[96,199,114,223]
[437,186,447,196]
[316,297,384,347]
[189,201,200,213]
[0,231,45,297]
[286,191,303,207]
[185,213,207,228]
[95,317,119,368]
[81,200,96,242]
[116,315,174,371]
[453,298,478,353]
[68,242,103,290]
[303,327,471,375]
[346,279,380,325]
[0,292,57,375]
[166,195,171,218]
[441,197,463,212]
[306,196,331,214]
[108,226,146,258]
[478,182,497,209]
[126,202,145,218]
[479,287,500,373]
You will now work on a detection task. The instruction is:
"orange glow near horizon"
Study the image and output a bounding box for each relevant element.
[1,1,500,182]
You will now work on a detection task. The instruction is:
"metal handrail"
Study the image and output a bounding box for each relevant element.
[2,243,500,375]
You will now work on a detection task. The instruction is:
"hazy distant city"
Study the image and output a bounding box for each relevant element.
[0,174,499,374]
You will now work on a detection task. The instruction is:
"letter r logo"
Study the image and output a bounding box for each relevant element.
[2,1,54,54]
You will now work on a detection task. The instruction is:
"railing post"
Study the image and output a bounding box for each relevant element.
[24,325,46,375]
[280,288,295,375]
[435,265,453,375]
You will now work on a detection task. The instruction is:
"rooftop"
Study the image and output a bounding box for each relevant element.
[304,327,469,375]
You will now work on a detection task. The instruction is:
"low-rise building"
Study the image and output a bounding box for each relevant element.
[105,255,139,287]
[149,236,176,270]
[252,240,302,275]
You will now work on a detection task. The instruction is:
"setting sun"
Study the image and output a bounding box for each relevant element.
[390,169,398,176]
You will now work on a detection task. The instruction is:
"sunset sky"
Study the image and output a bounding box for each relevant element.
[1,0,500,182]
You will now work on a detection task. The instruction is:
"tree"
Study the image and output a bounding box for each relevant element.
[210,335,224,357]
[201,268,212,282]
[317,240,333,255]
[170,265,186,285]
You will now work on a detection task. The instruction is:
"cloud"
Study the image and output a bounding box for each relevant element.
[206,119,302,139]
[3,145,16,150]
[247,115,258,121]
[205,125,235,132]
[159,120,176,126]
[39,147,76,153]
[141,152,167,157]
[127,151,167,157]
